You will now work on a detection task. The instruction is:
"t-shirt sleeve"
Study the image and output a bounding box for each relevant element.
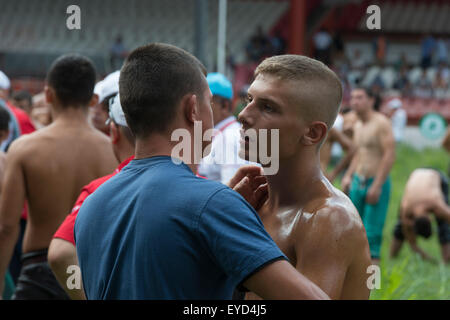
[195,187,287,287]
[53,188,90,245]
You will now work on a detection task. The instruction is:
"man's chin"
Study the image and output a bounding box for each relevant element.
[238,147,259,164]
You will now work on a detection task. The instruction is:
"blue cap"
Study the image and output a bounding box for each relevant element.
[207,72,233,100]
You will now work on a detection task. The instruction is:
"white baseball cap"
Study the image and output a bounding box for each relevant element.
[388,98,402,109]
[0,70,10,90]
[94,70,120,103]
[108,93,127,127]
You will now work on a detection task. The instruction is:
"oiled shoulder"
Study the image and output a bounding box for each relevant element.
[298,186,367,256]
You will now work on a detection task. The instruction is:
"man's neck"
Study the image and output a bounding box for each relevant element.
[266,150,324,209]
[134,132,198,174]
[358,108,374,123]
[51,105,89,125]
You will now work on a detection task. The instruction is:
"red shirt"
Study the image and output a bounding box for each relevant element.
[7,102,36,135]
[6,102,36,220]
[53,156,134,245]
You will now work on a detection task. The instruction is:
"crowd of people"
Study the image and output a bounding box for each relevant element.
[0,40,448,301]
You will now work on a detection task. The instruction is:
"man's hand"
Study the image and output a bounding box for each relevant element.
[228,166,268,211]
[366,184,381,204]
[341,175,352,194]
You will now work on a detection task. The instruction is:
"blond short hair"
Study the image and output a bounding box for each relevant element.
[255,55,342,129]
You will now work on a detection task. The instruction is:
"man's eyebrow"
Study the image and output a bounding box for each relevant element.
[259,97,282,108]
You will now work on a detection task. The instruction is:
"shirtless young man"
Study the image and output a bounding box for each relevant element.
[342,87,396,264]
[0,54,118,299]
[320,125,356,183]
[240,55,372,300]
[390,168,450,263]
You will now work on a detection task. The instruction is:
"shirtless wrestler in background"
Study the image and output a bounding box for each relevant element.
[0,54,118,299]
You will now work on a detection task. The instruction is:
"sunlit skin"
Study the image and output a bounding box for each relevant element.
[0,86,118,294]
[239,74,371,300]
[390,169,450,263]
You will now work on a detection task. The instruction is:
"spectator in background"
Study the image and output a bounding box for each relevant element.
[269,30,286,56]
[421,35,436,70]
[436,37,448,65]
[393,66,412,97]
[414,69,433,98]
[373,36,386,65]
[12,91,33,115]
[245,26,270,63]
[31,92,53,128]
[90,71,120,136]
[313,28,332,66]
[432,69,449,100]
[437,61,449,83]
[371,72,385,98]
[349,49,366,85]
[394,53,409,72]
[0,70,35,151]
[110,35,127,71]
[198,73,250,184]
[386,98,407,143]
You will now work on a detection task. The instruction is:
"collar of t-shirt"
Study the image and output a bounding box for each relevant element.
[215,116,237,133]
[114,156,135,174]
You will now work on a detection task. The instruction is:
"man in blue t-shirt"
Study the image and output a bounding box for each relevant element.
[75,43,328,300]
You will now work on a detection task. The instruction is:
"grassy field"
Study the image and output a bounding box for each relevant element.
[335,144,450,300]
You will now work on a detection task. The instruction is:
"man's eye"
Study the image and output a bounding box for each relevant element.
[245,96,252,104]
[263,104,274,113]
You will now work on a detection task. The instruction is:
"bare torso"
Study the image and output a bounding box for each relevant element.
[15,121,118,252]
[247,179,371,300]
[401,169,444,219]
[354,113,390,178]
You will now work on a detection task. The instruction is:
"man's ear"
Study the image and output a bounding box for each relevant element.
[110,122,120,144]
[44,86,54,105]
[302,121,328,146]
[89,94,99,107]
[182,94,199,124]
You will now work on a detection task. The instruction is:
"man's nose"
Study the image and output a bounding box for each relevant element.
[238,102,254,128]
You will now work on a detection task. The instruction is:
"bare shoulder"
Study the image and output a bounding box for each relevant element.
[374,112,392,129]
[304,184,367,250]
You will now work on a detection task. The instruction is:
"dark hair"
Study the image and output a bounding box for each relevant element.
[46,54,96,108]
[414,216,432,239]
[0,107,11,132]
[353,86,374,99]
[373,94,382,111]
[13,90,32,107]
[119,43,207,138]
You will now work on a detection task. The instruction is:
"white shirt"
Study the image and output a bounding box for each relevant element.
[198,116,252,184]
[331,114,344,158]
[391,108,407,142]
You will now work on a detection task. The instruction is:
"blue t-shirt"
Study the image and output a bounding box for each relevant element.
[75,156,286,299]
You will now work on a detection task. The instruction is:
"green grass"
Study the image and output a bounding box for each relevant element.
[338,145,450,299]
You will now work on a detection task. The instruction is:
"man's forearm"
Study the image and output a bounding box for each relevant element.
[0,224,20,292]
[331,147,356,180]
[373,149,395,189]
